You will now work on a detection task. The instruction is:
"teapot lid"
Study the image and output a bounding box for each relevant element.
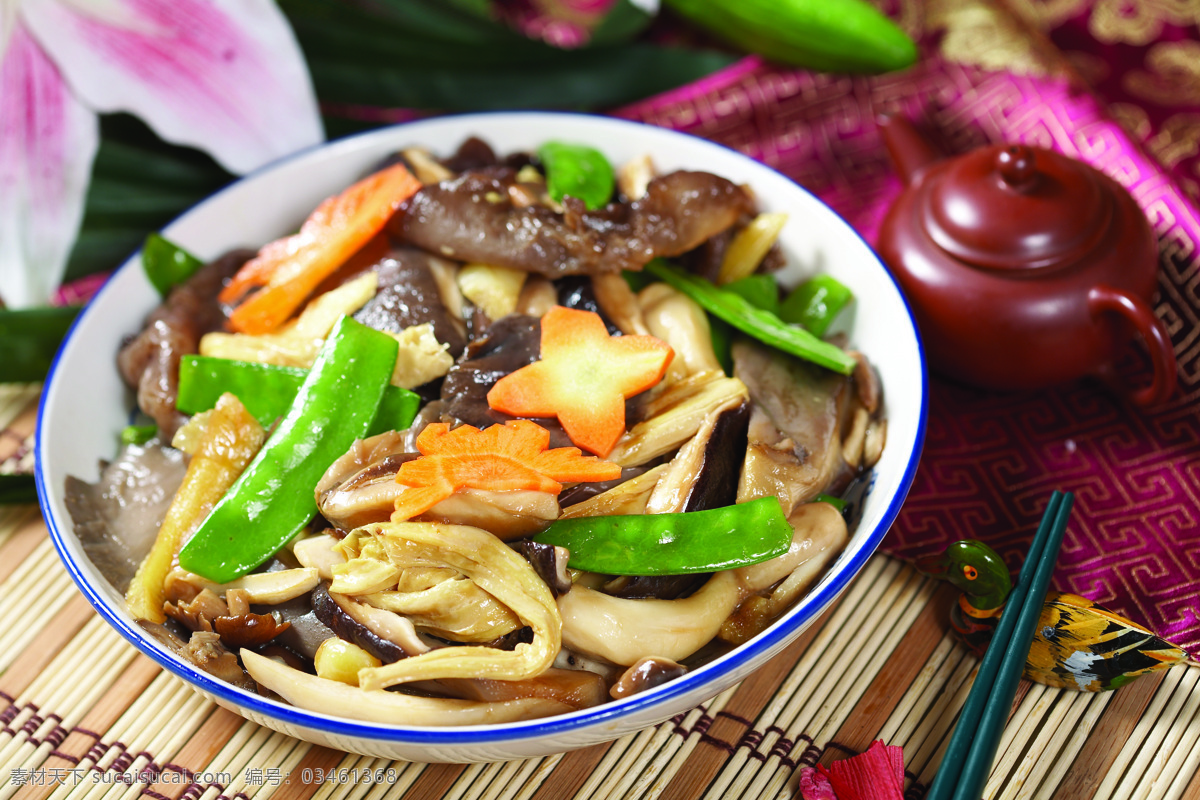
[923,144,1112,271]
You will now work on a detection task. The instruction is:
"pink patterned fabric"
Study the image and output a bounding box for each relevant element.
[614,11,1200,657]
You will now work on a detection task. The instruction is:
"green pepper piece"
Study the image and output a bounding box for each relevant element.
[177,316,399,583]
[533,497,793,576]
[779,274,854,337]
[0,306,80,383]
[645,260,856,375]
[176,355,420,436]
[538,141,615,211]
[723,274,780,316]
[121,424,158,445]
[142,233,204,297]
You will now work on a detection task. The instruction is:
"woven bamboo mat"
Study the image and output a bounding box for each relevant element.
[4,385,1200,799]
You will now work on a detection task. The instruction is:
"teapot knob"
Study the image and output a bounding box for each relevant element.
[997,146,1038,192]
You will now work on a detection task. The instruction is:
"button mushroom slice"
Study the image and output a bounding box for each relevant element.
[242,650,574,725]
[343,522,562,690]
[733,339,854,514]
[644,398,749,515]
[610,656,686,700]
[608,371,750,468]
[638,283,721,380]
[557,571,743,666]
[722,501,849,645]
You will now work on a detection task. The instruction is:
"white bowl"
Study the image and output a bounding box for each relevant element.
[37,111,927,762]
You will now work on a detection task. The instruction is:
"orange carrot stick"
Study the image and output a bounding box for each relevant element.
[221,163,422,335]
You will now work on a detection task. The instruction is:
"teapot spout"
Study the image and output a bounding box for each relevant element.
[878,112,942,184]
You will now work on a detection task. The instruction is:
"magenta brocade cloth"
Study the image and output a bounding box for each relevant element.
[608,4,1200,657]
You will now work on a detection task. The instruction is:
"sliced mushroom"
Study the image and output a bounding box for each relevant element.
[515,276,558,318]
[610,657,686,700]
[438,667,608,711]
[558,464,667,519]
[638,283,721,380]
[608,371,750,468]
[644,398,749,514]
[591,273,650,336]
[722,501,849,644]
[557,571,742,666]
[173,567,320,606]
[242,650,573,726]
[312,583,429,663]
[512,542,573,598]
[163,588,227,632]
[316,432,415,531]
[416,488,560,541]
[733,339,854,514]
[292,533,347,580]
[212,612,290,648]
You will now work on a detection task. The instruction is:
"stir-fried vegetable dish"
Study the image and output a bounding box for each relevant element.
[66,135,888,724]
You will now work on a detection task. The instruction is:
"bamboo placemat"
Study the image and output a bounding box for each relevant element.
[4,385,1200,799]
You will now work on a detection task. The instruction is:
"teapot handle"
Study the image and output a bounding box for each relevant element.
[1087,285,1177,407]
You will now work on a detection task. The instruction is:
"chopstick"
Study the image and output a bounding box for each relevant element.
[925,489,1075,800]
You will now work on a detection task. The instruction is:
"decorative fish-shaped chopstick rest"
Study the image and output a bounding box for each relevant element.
[916,540,1193,691]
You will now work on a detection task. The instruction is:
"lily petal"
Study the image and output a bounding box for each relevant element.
[21,0,323,175]
[0,20,98,307]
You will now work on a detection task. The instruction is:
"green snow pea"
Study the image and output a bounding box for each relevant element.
[176,355,420,435]
[538,141,615,210]
[723,274,780,316]
[142,233,204,297]
[779,274,854,337]
[178,316,399,583]
[533,497,793,576]
[645,260,856,375]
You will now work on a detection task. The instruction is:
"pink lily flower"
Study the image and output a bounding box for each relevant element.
[1,0,323,307]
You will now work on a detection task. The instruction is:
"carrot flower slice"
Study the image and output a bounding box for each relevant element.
[487,306,674,457]
[391,420,621,522]
[220,163,422,335]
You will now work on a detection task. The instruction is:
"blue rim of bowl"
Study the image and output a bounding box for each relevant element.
[36,110,928,749]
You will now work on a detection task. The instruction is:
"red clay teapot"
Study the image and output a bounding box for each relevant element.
[875,113,1176,406]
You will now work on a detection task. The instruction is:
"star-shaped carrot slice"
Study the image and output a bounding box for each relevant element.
[487,306,674,457]
[392,420,621,522]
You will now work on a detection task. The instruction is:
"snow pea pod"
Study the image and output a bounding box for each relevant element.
[176,355,420,435]
[178,316,399,583]
[533,497,793,576]
[779,274,854,337]
[645,260,857,374]
[142,233,204,297]
[538,141,615,210]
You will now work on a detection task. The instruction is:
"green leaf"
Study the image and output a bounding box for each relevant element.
[0,475,37,506]
[65,115,231,283]
[0,306,81,383]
